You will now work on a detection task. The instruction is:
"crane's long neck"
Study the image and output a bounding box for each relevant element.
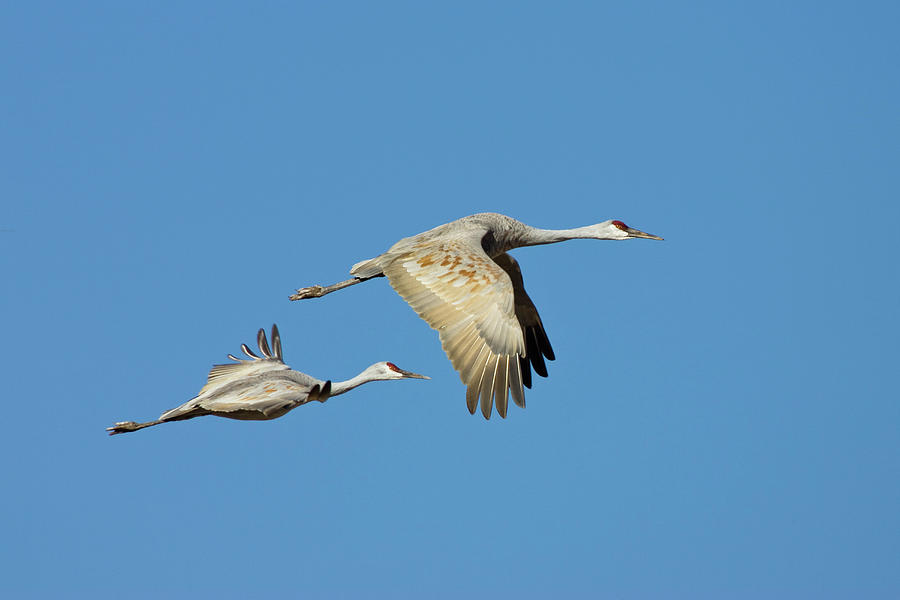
[329,370,379,397]
[512,224,609,248]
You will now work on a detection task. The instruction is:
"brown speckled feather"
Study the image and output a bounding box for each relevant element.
[382,232,527,418]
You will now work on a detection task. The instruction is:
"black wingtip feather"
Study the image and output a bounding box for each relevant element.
[537,324,555,361]
[521,359,533,389]
[528,328,548,378]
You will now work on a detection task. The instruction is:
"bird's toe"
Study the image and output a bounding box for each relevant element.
[289,285,324,301]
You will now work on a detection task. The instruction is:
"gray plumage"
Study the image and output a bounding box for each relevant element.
[107,324,428,435]
[291,212,662,420]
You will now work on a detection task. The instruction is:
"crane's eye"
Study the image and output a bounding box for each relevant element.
[386,362,401,372]
[611,220,628,231]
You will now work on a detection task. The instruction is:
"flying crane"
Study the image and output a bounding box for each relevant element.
[108,324,428,434]
[290,212,662,419]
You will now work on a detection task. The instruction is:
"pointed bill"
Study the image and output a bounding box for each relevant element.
[398,368,430,379]
[625,226,663,240]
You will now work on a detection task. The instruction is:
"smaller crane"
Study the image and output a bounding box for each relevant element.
[107,324,428,435]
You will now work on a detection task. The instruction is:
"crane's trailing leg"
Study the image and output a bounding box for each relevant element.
[107,420,163,435]
[289,275,383,301]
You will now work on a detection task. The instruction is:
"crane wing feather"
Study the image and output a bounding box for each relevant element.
[492,252,555,394]
[195,379,316,416]
[200,326,291,395]
[161,375,318,421]
[257,328,272,358]
[382,235,524,418]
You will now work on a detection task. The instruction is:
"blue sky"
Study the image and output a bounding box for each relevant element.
[2,1,898,597]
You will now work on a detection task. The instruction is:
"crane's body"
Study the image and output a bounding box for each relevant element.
[107,324,427,435]
[290,212,662,420]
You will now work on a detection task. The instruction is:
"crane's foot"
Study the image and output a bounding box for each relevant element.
[107,421,140,435]
[289,285,325,301]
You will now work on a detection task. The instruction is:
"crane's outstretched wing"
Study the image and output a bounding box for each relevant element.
[492,252,555,390]
[160,324,323,421]
[382,234,526,419]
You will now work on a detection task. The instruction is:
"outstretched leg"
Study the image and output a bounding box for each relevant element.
[107,420,163,435]
[289,274,383,301]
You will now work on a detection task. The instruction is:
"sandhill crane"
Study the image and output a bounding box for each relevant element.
[107,324,428,435]
[289,212,662,419]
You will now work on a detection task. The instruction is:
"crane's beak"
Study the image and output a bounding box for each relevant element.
[400,369,430,380]
[625,226,663,241]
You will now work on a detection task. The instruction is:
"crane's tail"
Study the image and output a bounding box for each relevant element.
[349,257,384,279]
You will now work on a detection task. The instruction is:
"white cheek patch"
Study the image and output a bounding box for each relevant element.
[609,221,630,239]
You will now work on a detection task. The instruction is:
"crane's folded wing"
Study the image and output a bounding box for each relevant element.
[191,378,319,418]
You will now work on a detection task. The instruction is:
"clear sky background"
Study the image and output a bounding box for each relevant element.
[2,1,898,598]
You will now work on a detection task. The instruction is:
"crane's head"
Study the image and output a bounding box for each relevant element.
[366,361,431,381]
[599,220,664,241]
